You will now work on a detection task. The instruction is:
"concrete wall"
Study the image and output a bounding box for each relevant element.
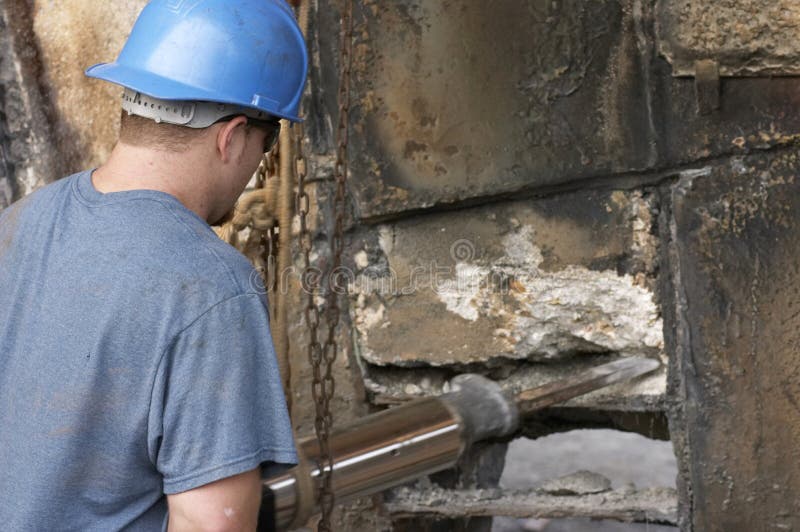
[3,0,800,530]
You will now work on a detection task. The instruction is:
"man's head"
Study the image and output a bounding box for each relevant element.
[118,108,281,155]
[84,0,307,221]
[117,108,280,224]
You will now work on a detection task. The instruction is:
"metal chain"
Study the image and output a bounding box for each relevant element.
[259,147,279,314]
[291,11,326,529]
[318,1,354,528]
[292,0,354,529]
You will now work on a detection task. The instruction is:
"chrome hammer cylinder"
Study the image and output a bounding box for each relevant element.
[262,357,660,530]
[265,375,519,529]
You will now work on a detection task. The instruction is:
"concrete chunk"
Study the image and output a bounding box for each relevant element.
[349,190,663,368]
[538,471,612,496]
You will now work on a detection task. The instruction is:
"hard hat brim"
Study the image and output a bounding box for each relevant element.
[86,62,303,123]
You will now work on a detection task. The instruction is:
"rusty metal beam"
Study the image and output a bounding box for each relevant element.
[666,149,800,530]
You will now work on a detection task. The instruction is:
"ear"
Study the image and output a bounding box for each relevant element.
[215,116,249,164]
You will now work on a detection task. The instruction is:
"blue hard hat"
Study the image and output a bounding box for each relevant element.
[86,0,308,123]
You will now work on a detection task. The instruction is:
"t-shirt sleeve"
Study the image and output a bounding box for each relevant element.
[148,293,297,494]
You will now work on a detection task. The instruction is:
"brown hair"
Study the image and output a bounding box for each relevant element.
[118,111,209,152]
[118,111,261,153]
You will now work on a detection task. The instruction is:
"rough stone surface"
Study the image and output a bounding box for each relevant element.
[31,0,147,172]
[394,442,508,532]
[386,485,678,525]
[657,0,800,76]
[666,149,800,531]
[349,189,663,368]
[0,0,62,201]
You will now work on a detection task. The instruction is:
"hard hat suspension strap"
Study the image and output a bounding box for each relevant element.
[121,88,277,129]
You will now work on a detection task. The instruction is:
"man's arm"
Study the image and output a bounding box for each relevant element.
[151,294,296,528]
[167,468,262,532]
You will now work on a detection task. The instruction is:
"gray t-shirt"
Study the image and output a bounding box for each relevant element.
[0,171,297,531]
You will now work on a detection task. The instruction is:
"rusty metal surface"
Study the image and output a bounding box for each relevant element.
[657,0,800,77]
[667,150,800,531]
[314,0,800,221]
[324,0,654,219]
[657,74,800,170]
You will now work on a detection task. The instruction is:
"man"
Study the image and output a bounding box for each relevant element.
[0,0,307,530]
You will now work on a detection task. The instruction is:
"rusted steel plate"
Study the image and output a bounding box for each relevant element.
[668,151,800,531]
[657,0,800,76]
[333,0,654,219]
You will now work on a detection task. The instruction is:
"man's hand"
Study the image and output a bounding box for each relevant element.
[167,468,262,532]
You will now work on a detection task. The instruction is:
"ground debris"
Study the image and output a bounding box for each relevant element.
[538,470,611,496]
[386,484,677,525]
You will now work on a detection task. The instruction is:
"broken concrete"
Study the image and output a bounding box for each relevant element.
[362,357,666,416]
[538,471,612,496]
[349,189,664,368]
[386,485,678,525]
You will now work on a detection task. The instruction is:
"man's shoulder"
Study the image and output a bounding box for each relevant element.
[0,173,74,217]
[130,212,263,299]
[186,234,262,295]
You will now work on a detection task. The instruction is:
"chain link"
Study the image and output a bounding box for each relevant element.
[257,148,278,311]
[294,0,353,528]
[318,0,354,528]
[291,0,354,529]
[290,15,328,527]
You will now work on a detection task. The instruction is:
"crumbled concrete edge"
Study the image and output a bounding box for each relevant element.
[361,356,667,413]
[351,221,664,367]
[385,484,678,525]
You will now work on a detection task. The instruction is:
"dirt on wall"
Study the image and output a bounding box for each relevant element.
[31,0,147,172]
[657,0,800,76]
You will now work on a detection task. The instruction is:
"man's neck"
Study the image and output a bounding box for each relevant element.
[93,142,216,221]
